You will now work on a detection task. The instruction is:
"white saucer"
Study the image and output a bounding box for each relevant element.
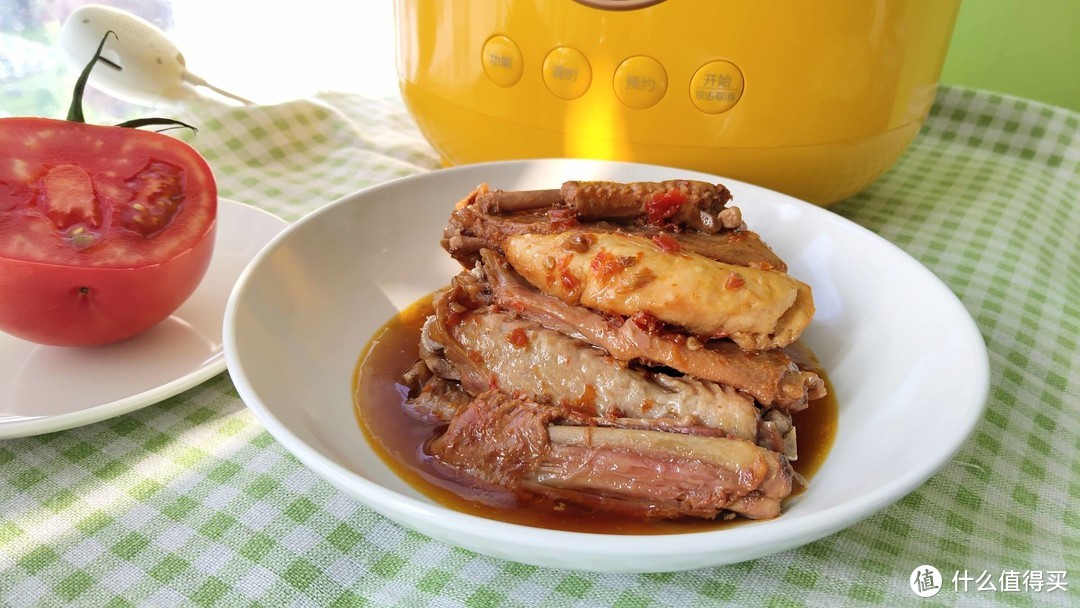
[0,198,288,439]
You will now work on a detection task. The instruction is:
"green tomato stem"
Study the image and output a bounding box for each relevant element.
[65,30,197,135]
[66,30,116,123]
[115,117,198,132]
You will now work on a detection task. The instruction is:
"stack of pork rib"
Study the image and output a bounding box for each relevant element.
[402,180,826,521]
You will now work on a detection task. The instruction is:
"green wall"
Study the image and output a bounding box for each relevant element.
[941,0,1080,112]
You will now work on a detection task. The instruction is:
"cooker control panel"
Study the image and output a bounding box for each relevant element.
[479,35,743,113]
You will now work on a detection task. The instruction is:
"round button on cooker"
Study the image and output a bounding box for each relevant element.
[613,55,668,109]
[542,46,593,100]
[481,35,524,87]
[689,60,745,113]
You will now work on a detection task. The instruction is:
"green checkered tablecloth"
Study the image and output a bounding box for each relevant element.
[2,85,1077,607]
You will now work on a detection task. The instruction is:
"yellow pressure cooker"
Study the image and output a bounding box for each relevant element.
[395,0,961,205]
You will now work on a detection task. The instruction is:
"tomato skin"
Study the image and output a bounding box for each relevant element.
[0,117,217,346]
[0,228,214,346]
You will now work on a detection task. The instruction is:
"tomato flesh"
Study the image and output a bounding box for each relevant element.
[0,117,217,346]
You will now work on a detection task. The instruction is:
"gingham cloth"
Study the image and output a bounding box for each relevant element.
[1,86,1077,607]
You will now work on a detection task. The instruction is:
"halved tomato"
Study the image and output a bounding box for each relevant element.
[0,118,217,346]
[0,32,216,346]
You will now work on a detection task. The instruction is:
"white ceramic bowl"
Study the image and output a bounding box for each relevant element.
[224,159,989,573]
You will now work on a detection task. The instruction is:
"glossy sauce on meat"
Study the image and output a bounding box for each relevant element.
[353,296,837,534]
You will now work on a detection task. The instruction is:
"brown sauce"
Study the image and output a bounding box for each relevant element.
[353,295,838,535]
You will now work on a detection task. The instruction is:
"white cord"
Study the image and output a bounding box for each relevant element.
[183,72,255,106]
